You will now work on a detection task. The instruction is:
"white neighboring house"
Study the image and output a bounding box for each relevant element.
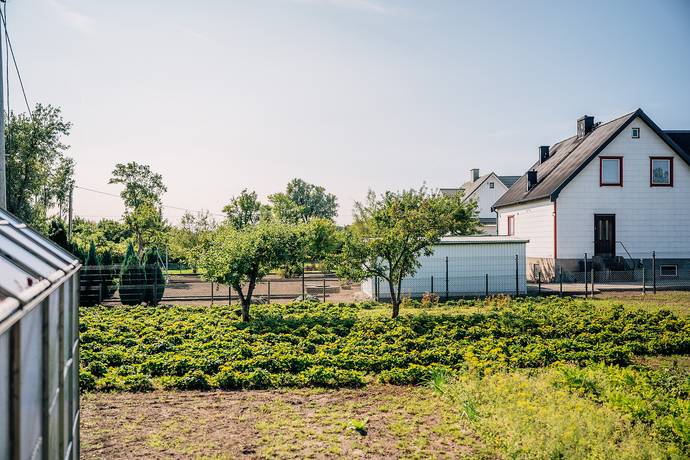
[492,109,690,281]
[441,169,520,234]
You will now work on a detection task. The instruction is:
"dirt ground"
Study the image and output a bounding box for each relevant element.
[80,386,487,459]
[108,273,367,306]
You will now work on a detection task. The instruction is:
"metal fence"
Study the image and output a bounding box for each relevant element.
[79,266,345,305]
[365,254,528,300]
[528,251,690,296]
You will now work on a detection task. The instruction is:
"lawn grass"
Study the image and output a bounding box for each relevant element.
[591,291,690,316]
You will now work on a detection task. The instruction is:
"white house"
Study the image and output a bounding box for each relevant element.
[441,169,519,234]
[492,109,690,281]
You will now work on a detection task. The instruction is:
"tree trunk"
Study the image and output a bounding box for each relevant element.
[241,299,251,322]
[388,279,400,319]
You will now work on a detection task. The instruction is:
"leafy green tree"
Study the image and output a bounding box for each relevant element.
[48,218,70,251]
[269,178,338,223]
[331,187,479,318]
[222,189,263,229]
[167,210,217,270]
[109,161,167,209]
[81,241,102,306]
[119,243,146,305]
[124,200,167,255]
[199,222,303,321]
[6,104,74,230]
[143,248,165,305]
[303,218,341,268]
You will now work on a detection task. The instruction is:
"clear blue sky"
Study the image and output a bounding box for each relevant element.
[8,0,690,224]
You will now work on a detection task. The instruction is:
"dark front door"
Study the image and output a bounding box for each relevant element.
[594,214,615,257]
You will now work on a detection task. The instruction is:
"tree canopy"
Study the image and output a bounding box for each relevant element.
[109,161,167,209]
[222,189,263,230]
[6,104,74,230]
[269,178,338,223]
[331,187,479,318]
[199,221,303,321]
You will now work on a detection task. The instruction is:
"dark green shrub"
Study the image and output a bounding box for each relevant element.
[174,370,213,390]
[100,250,117,299]
[80,242,102,306]
[80,370,96,392]
[87,360,108,377]
[143,247,165,305]
[119,243,146,305]
[48,218,70,251]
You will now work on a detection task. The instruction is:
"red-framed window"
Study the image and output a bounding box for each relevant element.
[599,156,623,186]
[650,157,674,187]
[507,215,515,236]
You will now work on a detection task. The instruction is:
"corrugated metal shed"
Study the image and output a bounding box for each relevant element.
[0,208,82,459]
[362,236,528,298]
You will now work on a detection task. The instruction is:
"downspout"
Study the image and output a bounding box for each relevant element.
[495,210,499,235]
[553,200,558,260]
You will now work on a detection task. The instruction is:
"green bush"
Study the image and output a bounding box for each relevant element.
[118,243,146,305]
[142,247,165,305]
[80,241,102,306]
[80,370,96,392]
[100,249,117,299]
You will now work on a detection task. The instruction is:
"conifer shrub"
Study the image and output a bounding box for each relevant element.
[100,250,117,299]
[80,241,102,306]
[119,243,146,305]
[143,247,165,305]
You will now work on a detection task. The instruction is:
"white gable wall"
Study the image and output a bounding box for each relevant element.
[556,117,690,259]
[466,174,510,219]
[497,199,554,259]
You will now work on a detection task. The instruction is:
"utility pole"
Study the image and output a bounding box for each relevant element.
[0,0,6,210]
[67,184,74,240]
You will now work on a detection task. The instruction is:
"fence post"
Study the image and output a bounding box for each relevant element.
[538,271,541,296]
[559,266,563,296]
[445,256,449,301]
[374,276,378,301]
[642,265,646,295]
[267,281,271,304]
[302,263,305,299]
[515,254,519,296]
[485,273,489,297]
[652,251,657,294]
[591,267,595,298]
[431,275,434,295]
[211,281,214,305]
[228,286,232,305]
[322,276,326,303]
[584,253,588,299]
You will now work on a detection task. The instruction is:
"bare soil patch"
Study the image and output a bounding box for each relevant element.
[80,386,487,459]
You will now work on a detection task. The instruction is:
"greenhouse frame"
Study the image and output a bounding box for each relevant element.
[0,208,81,459]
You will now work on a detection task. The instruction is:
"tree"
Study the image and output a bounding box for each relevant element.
[199,222,303,321]
[331,187,479,318]
[119,243,146,305]
[143,247,165,305]
[124,200,167,255]
[269,178,338,223]
[167,210,217,270]
[303,218,341,268]
[48,218,70,251]
[222,189,262,229]
[109,162,167,209]
[6,104,74,231]
[100,249,117,299]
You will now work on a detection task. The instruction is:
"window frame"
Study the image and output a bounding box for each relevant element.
[659,264,678,278]
[507,215,515,236]
[489,182,495,189]
[599,156,623,187]
[632,127,640,139]
[649,156,674,187]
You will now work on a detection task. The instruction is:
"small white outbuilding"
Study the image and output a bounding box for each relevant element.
[362,236,529,299]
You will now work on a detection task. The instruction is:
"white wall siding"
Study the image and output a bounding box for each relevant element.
[497,199,554,259]
[364,239,527,298]
[557,117,690,259]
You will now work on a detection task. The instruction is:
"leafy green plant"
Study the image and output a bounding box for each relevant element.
[81,241,102,306]
[349,418,368,436]
[118,243,146,305]
[143,247,165,305]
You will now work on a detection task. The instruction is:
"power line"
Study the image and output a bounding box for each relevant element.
[0,5,31,116]
[74,185,226,218]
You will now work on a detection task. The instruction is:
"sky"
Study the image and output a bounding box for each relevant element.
[6,0,690,225]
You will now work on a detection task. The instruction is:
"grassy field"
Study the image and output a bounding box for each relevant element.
[79,294,690,458]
